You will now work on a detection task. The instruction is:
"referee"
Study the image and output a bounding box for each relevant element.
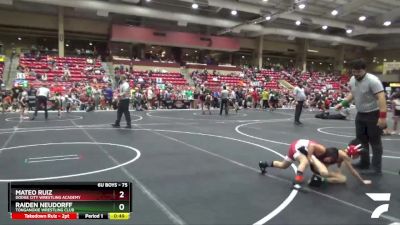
[335,59,387,175]
[31,83,50,120]
[112,75,131,128]
[220,86,229,115]
[293,81,306,125]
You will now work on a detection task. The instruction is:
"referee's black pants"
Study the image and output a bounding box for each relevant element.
[355,110,382,172]
[294,101,304,122]
[115,99,131,126]
[220,99,228,115]
[34,96,48,119]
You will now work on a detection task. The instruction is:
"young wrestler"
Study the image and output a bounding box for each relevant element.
[259,139,371,186]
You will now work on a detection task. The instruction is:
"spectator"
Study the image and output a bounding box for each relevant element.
[103,83,113,110]
[261,88,269,109]
[391,93,400,135]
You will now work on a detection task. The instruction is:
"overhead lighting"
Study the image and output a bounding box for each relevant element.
[242,56,245,59]
[331,9,338,16]
[120,48,124,51]
[298,4,306,9]
[265,16,271,21]
[319,62,322,65]
[383,21,391,26]
[89,42,93,46]
[145,0,151,2]
[295,20,301,26]
[231,10,237,15]
[307,49,319,53]
[384,58,387,62]
[346,29,353,34]
[17,37,22,41]
[263,0,268,2]
[65,44,69,47]
[358,16,366,21]
[322,25,328,30]
[192,3,198,9]
[195,50,198,53]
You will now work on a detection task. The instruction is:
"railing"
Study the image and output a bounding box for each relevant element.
[278,80,294,90]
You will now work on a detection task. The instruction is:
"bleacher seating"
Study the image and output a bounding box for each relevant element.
[201,69,349,93]
[0,62,4,82]
[130,70,188,86]
[17,56,109,93]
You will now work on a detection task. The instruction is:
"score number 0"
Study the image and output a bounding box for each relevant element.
[119,191,126,211]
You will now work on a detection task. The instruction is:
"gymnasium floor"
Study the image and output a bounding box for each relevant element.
[0,109,399,225]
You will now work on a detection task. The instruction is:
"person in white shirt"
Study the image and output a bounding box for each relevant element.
[230,88,238,113]
[31,83,50,120]
[147,87,154,109]
[293,81,306,125]
[18,88,28,119]
[112,75,131,128]
[220,86,229,115]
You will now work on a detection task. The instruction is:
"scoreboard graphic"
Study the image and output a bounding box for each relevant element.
[8,182,132,220]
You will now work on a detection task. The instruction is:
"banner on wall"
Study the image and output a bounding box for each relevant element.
[14,80,29,88]
[389,83,400,87]
[156,78,163,84]
[156,83,165,90]
[383,62,400,75]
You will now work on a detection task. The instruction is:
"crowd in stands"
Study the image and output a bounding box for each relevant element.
[1,55,356,114]
[190,66,350,111]
[0,50,386,118]
[0,62,4,87]
[0,52,113,112]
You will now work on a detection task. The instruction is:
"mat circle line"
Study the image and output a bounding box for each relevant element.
[5,115,84,122]
[317,127,400,141]
[0,127,299,225]
[147,111,255,121]
[193,112,248,117]
[235,122,400,160]
[0,142,141,182]
[0,115,143,130]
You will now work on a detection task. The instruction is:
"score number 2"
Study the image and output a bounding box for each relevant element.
[118,191,127,211]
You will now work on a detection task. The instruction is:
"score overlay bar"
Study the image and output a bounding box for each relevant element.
[9,182,132,220]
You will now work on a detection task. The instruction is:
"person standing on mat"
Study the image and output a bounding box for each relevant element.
[112,75,131,128]
[293,81,306,125]
[220,86,229,115]
[335,59,387,175]
[31,83,50,120]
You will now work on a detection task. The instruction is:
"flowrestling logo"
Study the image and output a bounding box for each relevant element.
[366,193,391,219]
